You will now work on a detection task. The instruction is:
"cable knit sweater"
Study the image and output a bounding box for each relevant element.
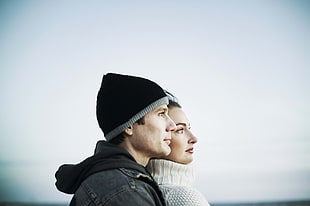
[147,159,210,206]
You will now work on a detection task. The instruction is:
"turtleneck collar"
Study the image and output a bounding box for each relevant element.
[146,159,195,186]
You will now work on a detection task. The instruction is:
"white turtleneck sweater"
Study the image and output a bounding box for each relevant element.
[147,159,210,206]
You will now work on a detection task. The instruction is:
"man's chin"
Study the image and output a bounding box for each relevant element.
[161,146,171,156]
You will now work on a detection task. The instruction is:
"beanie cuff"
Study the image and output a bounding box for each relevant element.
[105,96,168,141]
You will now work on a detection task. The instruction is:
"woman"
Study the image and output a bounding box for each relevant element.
[147,91,210,206]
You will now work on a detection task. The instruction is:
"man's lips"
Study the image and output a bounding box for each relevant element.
[163,138,171,145]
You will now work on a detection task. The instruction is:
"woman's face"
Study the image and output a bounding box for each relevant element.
[164,107,197,164]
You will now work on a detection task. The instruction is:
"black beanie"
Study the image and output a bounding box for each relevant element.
[96,73,168,141]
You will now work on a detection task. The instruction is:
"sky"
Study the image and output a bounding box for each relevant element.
[0,0,309,204]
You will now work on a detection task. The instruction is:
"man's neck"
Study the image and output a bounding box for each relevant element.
[119,142,149,167]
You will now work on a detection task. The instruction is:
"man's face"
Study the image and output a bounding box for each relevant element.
[130,104,176,161]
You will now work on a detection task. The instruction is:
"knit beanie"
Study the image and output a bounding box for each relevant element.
[96,73,168,141]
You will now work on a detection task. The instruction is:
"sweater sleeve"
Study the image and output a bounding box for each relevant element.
[160,186,210,206]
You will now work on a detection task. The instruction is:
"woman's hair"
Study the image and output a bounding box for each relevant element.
[165,90,182,109]
[168,100,181,109]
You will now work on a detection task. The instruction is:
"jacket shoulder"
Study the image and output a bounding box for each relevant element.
[72,168,163,206]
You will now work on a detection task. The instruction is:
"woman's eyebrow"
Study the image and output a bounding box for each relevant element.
[176,123,188,127]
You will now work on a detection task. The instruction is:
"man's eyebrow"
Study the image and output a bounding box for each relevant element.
[154,106,168,112]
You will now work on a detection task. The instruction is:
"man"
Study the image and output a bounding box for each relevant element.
[55,73,176,206]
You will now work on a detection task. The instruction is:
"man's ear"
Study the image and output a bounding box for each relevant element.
[124,125,133,136]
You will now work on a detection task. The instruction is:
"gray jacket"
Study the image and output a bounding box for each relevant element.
[55,141,166,206]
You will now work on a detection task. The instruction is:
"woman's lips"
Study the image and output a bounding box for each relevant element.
[185,148,194,153]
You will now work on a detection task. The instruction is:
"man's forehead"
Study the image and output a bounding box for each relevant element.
[153,104,168,111]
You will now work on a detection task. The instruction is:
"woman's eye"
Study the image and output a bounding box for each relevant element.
[176,128,184,134]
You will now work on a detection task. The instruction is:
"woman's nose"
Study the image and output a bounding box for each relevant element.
[188,131,198,144]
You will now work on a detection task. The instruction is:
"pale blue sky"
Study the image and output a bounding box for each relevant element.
[0,0,309,203]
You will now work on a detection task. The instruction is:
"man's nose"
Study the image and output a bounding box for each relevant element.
[166,117,176,131]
